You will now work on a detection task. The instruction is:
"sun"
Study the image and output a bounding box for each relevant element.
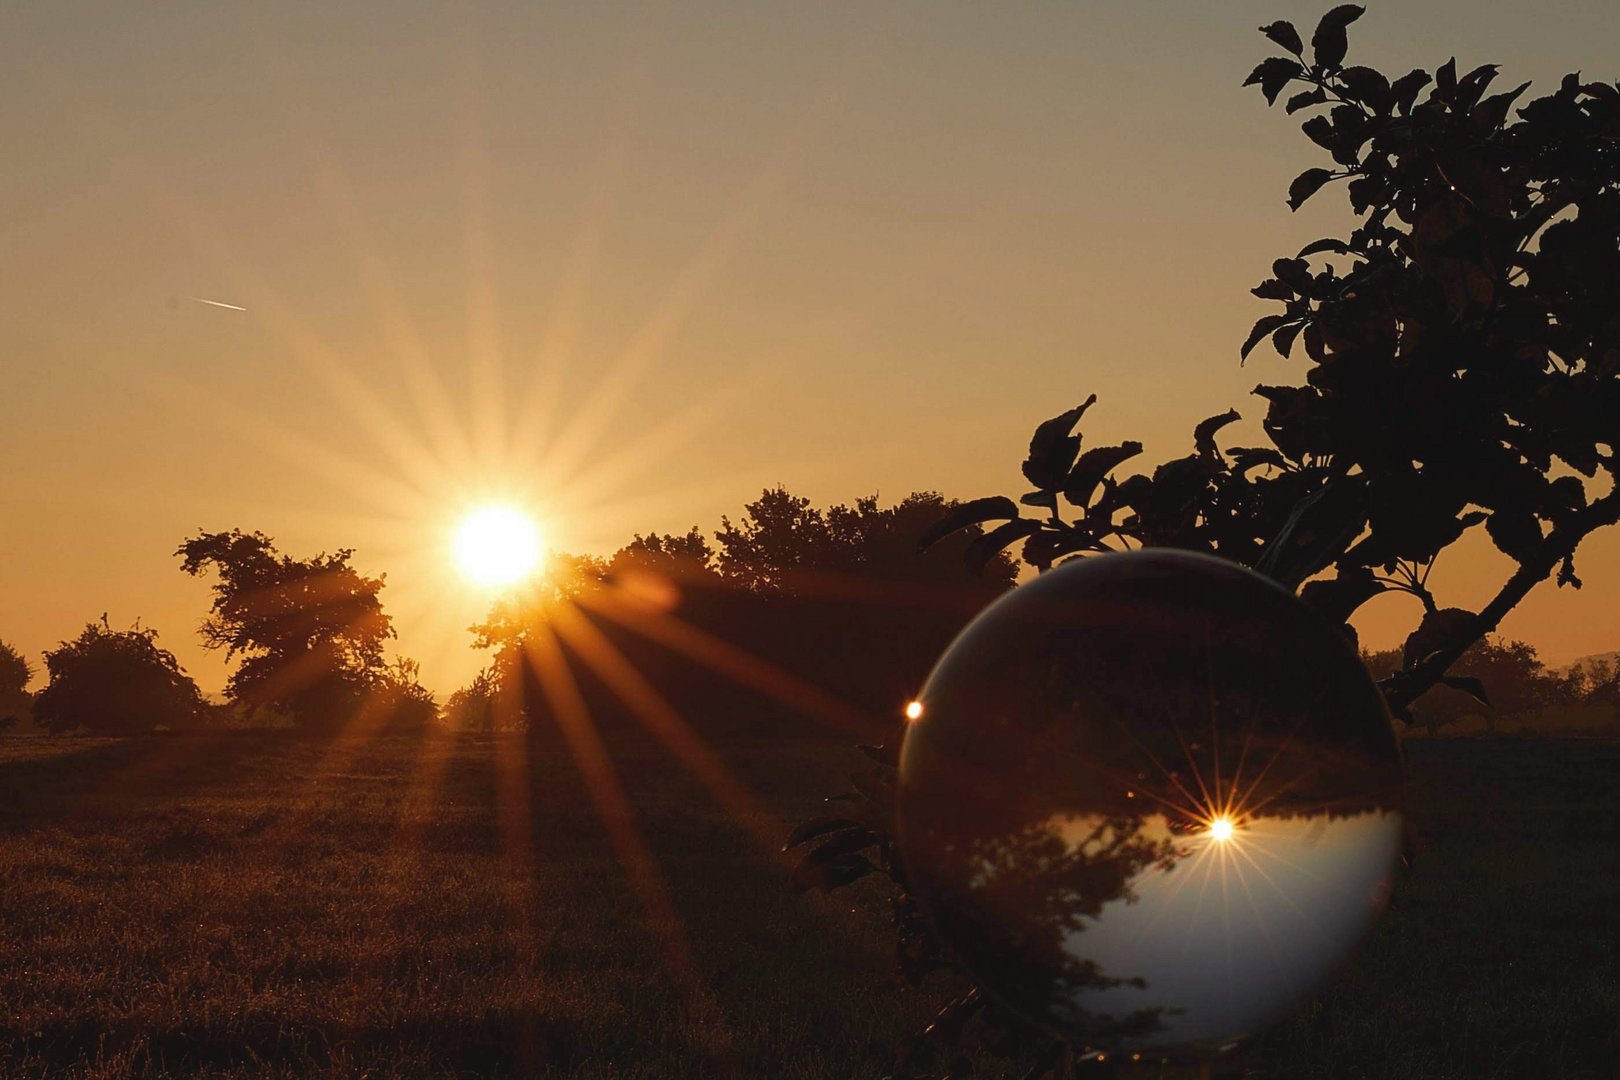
[452,506,543,588]
[1208,815,1236,843]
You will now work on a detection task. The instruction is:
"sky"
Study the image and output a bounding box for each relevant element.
[3,1,1618,695]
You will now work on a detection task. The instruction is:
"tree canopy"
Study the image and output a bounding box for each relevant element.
[925,4,1620,722]
[721,488,1020,594]
[177,529,395,731]
[32,618,206,735]
[457,489,1019,735]
[0,638,32,730]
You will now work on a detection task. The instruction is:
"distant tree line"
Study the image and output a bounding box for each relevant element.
[1,488,1016,739]
[6,479,1620,741]
[447,488,1018,738]
[1363,636,1620,736]
[0,531,436,736]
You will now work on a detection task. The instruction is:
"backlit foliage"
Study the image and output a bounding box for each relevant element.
[927,4,1620,720]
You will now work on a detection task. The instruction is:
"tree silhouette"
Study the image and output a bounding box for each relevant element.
[33,618,206,735]
[804,7,1620,1070]
[607,527,719,583]
[715,487,833,594]
[463,491,1018,736]
[1366,634,1580,735]
[373,656,440,730]
[177,529,394,732]
[722,488,1019,594]
[0,638,31,730]
[443,666,512,733]
[925,4,1620,723]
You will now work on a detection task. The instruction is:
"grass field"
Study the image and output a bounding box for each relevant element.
[1,728,1616,1078]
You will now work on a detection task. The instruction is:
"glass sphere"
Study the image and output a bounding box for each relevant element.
[897,550,1404,1057]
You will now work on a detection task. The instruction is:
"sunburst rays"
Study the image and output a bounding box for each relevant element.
[40,13,895,1047]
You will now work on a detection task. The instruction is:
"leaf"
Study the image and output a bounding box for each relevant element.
[1300,564,1384,623]
[1391,68,1432,114]
[1251,277,1296,300]
[1453,63,1500,111]
[1021,396,1096,490]
[1064,442,1144,507]
[1193,409,1241,457]
[1339,66,1392,112]
[1229,446,1288,474]
[1253,384,1330,460]
[1259,20,1303,55]
[1242,314,1288,360]
[964,518,1042,573]
[1558,553,1583,589]
[1473,81,1531,131]
[1435,57,1458,100]
[1486,509,1543,561]
[1302,321,1326,361]
[1311,5,1364,70]
[783,816,866,851]
[1297,237,1352,258]
[1286,88,1327,114]
[1301,115,1336,150]
[1402,607,1477,670]
[1019,490,1058,510]
[1271,320,1305,359]
[1438,675,1490,706]
[1245,57,1305,105]
[917,496,1019,553]
[1288,168,1335,211]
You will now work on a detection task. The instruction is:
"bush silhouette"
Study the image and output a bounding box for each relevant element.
[33,618,206,735]
[0,638,31,730]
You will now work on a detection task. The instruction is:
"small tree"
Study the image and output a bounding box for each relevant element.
[373,656,440,730]
[0,638,32,730]
[33,618,206,735]
[715,488,834,593]
[177,529,394,731]
[444,667,521,732]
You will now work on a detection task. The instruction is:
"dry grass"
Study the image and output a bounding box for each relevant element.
[1,730,1616,1077]
[0,728,954,1077]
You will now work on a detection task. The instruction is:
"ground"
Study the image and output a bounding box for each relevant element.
[1,729,1615,1078]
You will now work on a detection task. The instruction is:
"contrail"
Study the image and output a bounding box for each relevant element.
[184,296,248,312]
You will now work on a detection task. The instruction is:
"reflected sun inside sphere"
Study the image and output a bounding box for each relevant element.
[452,506,543,588]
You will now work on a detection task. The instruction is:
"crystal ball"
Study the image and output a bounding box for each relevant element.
[897,550,1404,1056]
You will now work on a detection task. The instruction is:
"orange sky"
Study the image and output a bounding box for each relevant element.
[4,2,1618,695]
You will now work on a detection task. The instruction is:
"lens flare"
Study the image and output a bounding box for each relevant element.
[453,506,542,588]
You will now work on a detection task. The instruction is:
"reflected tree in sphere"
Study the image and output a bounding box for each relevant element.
[897,551,1404,1058]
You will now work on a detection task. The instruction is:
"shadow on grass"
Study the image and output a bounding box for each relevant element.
[0,731,344,834]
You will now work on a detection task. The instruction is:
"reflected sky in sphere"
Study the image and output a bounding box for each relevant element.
[897,551,1405,1057]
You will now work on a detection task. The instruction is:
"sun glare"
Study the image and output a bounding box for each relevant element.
[1208,815,1236,843]
[453,505,543,588]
